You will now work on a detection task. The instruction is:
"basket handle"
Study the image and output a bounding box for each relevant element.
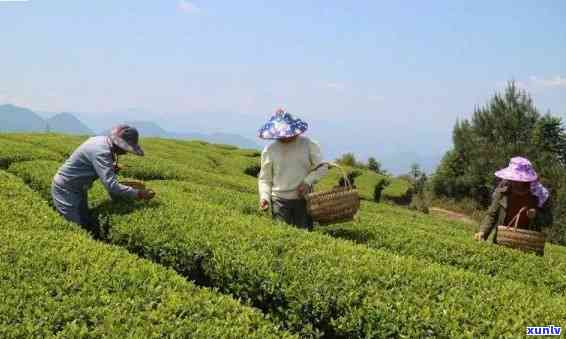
[311,161,352,188]
[506,207,527,230]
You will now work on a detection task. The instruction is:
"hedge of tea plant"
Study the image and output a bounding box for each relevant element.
[6,135,566,338]
[11,158,566,299]
[87,180,566,337]
[0,137,62,169]
[0,170,293,338]
[0,133,86,157]
[8,160,61,201]
[382,177,413,203]
[134,179,566,297]
[317,166,387,201]
[320,201,566,296]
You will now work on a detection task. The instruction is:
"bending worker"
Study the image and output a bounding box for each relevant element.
[52,124,155,235]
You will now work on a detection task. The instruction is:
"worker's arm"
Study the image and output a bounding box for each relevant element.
[304,139,328,186]
[478,191,502,240]
[258,148,273,204]
[533,200,553,230]
[93,150,139,199]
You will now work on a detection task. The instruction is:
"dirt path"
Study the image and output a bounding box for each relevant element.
[430,207,476,225]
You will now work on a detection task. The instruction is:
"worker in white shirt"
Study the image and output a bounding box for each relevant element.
[257,108,328,230]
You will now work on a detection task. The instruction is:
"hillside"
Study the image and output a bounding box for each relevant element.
[0,133,565,338]
[0,104,47,132]
[2,105,260,150]
[46,113,94,135]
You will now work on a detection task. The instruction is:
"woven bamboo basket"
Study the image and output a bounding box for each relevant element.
[496,207,545,256]
[306,162,360,225]
[120,180,146,190]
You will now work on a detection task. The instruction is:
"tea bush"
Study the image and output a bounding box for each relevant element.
[0,170,293,338]
[382,177,413,204]
[91,181,566,337]
[0,138,62,169]
[0,133,85,157]
[320,201,566,295]
[317,166,386,201]
[6,135,566,338]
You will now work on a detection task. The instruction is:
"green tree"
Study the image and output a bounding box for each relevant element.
[367,157,382,174]
[531,114,566,167]
[409,163,420,179]
[337,153,358,167]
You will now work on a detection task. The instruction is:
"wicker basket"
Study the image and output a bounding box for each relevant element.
[306,162,360,225]
[120,180,146,190]
[496,207,545,256]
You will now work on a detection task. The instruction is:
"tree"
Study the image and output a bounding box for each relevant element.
[367,157,382,174]
[409,163,421,182]
[531,114,566,167]
[337,153,358,167]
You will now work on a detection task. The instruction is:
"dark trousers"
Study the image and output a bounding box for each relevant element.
[271,197,313,230]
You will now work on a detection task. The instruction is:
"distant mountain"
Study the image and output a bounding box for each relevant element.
[104,121,170,138]
[0,104,47,132]
[206,132,260,149]
[102,121,261,150]
[46,113,93,135]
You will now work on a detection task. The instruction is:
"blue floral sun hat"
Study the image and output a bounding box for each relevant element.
[258,108,309,140]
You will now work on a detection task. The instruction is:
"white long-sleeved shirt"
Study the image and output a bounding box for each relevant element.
[258,136,328,201]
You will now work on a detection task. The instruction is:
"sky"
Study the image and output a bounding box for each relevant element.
[1,0,565,173]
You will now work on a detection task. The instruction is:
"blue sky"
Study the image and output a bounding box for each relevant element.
[1,0,565,172]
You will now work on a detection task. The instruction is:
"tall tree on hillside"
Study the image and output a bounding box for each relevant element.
[531,114,566,167]
[367,157,382,174]
[337,153,358,167]
[409,163,421,182]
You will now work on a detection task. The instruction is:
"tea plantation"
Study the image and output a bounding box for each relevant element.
[1,133,565,338]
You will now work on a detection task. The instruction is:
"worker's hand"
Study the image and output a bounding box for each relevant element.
[297,182,312,197]
[259,199,270,211]
[113,164,126,174]
[527,208,537,219]
[474,232,485,241]
[138,189,156,201]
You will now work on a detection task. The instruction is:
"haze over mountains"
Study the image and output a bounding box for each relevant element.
[0,104,261,151]
[1,104,444,174]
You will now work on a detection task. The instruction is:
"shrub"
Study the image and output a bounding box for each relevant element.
[382,177,413,205]
[7,135,566,338]
[90,181,566,337]
[0,138,62,169]
[0,133,85,157]
[318,166,387,201]
[373,178,390,202]
[320,201,566,296]
[213,143,239,151]
[0,171,293,338]
[244,164,261,178]
[8,160,60,201]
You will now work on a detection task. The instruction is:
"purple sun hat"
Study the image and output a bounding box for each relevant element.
[258,108,308,140]
[495,157,549,207]
[495,157,538,182]
[110,124,144,156]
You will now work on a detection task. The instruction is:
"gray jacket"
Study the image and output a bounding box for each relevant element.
[53,136,138,199]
